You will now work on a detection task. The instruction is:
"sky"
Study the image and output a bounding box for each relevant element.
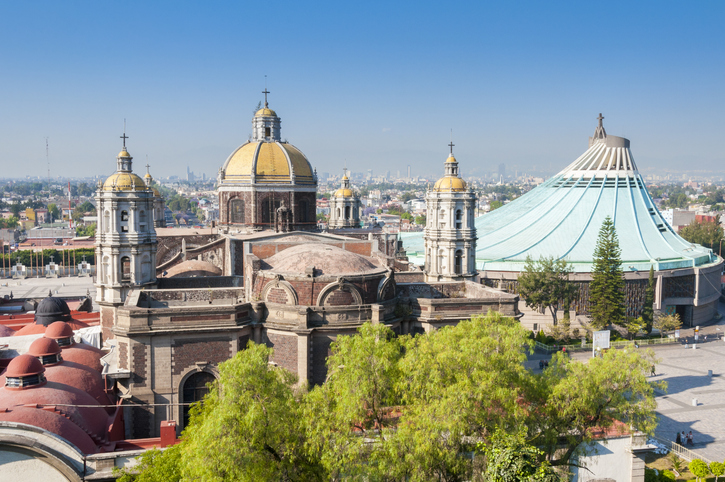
[1,1,723,181]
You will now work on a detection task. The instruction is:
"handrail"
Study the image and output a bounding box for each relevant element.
[651,435,712,464]
[534,337,683,353]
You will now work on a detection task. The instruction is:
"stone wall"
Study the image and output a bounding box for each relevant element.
[172,338,231,376]
[264,331,298,374]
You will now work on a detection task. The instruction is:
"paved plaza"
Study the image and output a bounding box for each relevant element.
[0,275,95,302]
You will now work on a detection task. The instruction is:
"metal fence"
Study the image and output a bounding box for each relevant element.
[652,435,712,464]
[534,337,682,354]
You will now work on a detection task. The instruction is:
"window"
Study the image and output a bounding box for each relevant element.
[121,226,128,232]
[182,372,216,427]
[121,210,129,221]
[298,200,309,223]
[454,250,463,275]
[104,211,110,233]
[262,199,282,224]
[121,257,131,281]
[345,206,351,220]
[455,210,462,229]
[139,211,146,231]
[265,127,271,137]
[230,199,245,224]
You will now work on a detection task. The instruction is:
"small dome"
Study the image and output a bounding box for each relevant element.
[255,107,277,117]
[446,155,457,163]
[102,172,149,192]
[334,188,354,198]
[5,354,45,378]
[45,321,74,340]
[29,338,62,357]
[263,244,381,275]
[0,407,99,454]
[165,260,222,278]
[35,295,71,326]
[433,176,467,192]
[118,149,131,158]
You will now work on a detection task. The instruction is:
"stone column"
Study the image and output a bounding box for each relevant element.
[297,332,310,384]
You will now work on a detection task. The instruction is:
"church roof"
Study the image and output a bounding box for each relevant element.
[221,141,315,185]
[403,117,719,273]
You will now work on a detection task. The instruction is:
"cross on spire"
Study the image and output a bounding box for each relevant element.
[597,113,604,127]
[263,88,270,107]
[145,163,150,174]
[120,132,129,148]
[448,140,455,154]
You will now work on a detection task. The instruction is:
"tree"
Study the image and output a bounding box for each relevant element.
[680,216,724,251]
[517,255,577,326]
[689,459,710,482]
[76,223,96,237]
[590,216,625,330]
[623,317,645,340]
[489,200,504,211]
[303,322,405,479]
[653,311,682,337]
[414,214,426,225]
[711,461,725,482]
[115,444,181,482]
[47,203,60,222]
[180,343,323,481]
[478,431,560,482]
[642,266,655,334]
[9,203,21,217]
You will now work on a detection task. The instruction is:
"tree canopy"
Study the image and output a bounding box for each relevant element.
[590,216,625,330]
[680,216,724,253]
[517,255,577,326]
[125,314,661,482]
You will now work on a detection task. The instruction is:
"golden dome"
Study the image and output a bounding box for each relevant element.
[152,188,161,197]
[144,172,152,178]
[118,149,131,158]
[221,141,315,185]
[433,176,467,192]
[102,172,150,192]
[255,108,277,117]
[445,155,457,163]
[334,188,353,198]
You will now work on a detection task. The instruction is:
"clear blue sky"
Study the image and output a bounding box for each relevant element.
[1,1,723,180]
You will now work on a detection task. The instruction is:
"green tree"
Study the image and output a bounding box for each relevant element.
[10,203,21,217]
[114,444,181,482]
[642,266,655,333]
[680,216,724,251]
[303,322,405,479]
[624,317,645,340]
[711,461,725,482]
[689,459,710,482]
[517,255,577,326]
[76,223,96,237]
[47,203,60,222]
[653,311,682,337]
[478,431,561,482]
[414,214,426,225]
[489,200,504,211]
[181,343,323,481]
[590,216,625,330]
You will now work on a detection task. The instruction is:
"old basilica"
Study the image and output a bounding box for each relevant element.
[92,92,518,439]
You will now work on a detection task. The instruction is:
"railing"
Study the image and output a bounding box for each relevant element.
[652,435,712,464]
[534,337,682,353]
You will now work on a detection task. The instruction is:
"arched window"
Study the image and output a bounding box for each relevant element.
[455,210,462,229]
[454,250,463,275]
[230,199,245,224]
[139,211,146,231]
[345,206,351,220]
[120,210,129,232]
[337,207,341,219]
[262,199,281,224]
[182,371,216,427]
[121,256,131,281]
[299,200,309,223]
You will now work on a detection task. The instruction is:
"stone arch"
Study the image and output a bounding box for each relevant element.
[377,270,396,301]
[317,278,363,306]
[229,198,245,224]
[260,277,298,305]
[178,366,218,429]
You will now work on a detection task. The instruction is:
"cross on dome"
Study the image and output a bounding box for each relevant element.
[263,88,270,108]
[597,113,604,127]
[120,132,129,148]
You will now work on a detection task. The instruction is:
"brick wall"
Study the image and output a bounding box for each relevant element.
[343,242,372,257]
[132,344,147,387]
[325,289,354,306]
[264,331,298,374]
[172,338,232,376]
[266,287,290,304]
[101,307,115,341]
[119,341,128,370]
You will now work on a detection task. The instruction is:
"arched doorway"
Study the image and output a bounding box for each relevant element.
[182,371,216,428]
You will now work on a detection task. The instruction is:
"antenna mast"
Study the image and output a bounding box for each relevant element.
[46,137,50,199]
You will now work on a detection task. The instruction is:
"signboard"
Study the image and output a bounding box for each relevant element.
[592,330,611,358]
[675,330,680,339]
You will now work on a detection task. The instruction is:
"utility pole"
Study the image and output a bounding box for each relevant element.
[46,137,50,200]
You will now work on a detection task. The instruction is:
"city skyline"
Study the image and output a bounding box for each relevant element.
[1,1,723,179]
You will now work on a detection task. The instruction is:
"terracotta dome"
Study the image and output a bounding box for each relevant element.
[43,361,113,413]
[165,259,222,278]
[5,354,45,378]
[0,406,98,454]
[35,295,71,325]
[45,321,74,340]
[14,317,89,337]
[28,337,62,358]
[262,244,381,275]
[0,381,110,444]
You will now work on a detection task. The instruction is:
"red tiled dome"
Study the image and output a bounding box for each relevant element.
[0,406,98,454]
[45,321,74,339]
[5,354,45,378]
[14,318,89,337]
[28,337,62,357]
[60,344,105,373]
[43,361,113,413]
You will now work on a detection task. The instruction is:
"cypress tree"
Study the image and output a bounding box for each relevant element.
[590,216,625,330]
[642,266,655,333]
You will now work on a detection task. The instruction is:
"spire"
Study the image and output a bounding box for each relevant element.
[263,88,270,108]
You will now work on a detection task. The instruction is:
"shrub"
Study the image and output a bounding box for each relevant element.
[660,469,676,481]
